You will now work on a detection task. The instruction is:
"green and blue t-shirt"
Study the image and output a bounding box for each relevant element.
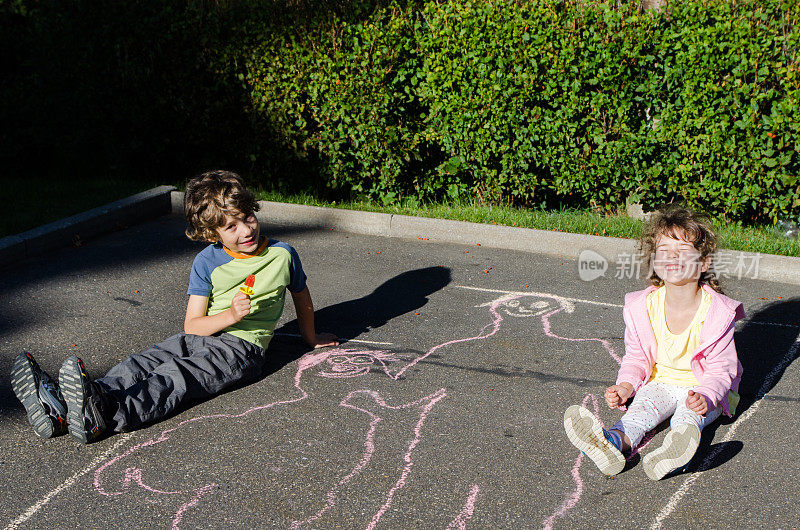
[187,238,306,349]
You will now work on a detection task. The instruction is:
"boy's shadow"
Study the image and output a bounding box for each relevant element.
[261,265,452,378]
[663,298,800,477]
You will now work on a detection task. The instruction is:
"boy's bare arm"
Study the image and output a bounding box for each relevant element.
[184,293,250,336]
[290,286,339,348]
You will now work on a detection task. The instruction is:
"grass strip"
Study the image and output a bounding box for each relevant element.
[3,179,798,258]
[255,189,800,258]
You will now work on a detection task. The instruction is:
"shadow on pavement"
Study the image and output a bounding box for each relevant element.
[680,297,800,474]
[275,265,452,343]
[733,297,800,414]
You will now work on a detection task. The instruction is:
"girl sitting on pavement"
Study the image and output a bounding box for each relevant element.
[563,207,744,480]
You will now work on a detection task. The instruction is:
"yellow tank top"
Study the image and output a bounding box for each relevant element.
[647,286,711,386]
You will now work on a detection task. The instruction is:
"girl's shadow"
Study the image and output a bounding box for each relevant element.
[665,297,800,477]
[734,298,800,413]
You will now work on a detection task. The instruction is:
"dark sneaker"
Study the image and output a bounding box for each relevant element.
[564,405,626,476]
[59,356,107,444]
[11,352,68,438]
[642,424,701,480]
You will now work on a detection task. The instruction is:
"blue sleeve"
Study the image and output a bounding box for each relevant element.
[270,241,307,293]
[187,249,215,297]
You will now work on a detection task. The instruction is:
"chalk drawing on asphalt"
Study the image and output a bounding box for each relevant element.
[88,288,629,529]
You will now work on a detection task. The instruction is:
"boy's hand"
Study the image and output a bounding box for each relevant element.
[306,332,339,349]
[229,291,252,322]
[605,383,634,408]
[686,390,708,416]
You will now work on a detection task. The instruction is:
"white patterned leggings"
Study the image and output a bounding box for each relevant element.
[611,381,722,449]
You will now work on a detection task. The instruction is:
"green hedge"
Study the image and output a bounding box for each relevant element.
[643,0,800,221]
[3,0,799,223]
[416,1,654,206]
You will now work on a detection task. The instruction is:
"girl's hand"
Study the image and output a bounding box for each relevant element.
[229,291,252,322]
[605,383,634,408]
[686,390,708,416]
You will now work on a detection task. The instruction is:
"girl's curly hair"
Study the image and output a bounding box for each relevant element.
[640,206,722,293]
[184,170,260,242]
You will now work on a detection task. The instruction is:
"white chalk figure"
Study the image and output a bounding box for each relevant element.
[360,293,560,526]
[91,346,451,529]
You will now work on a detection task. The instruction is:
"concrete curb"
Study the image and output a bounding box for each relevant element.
[169,191,800,286]
[0,185,176,269]
[3,186,796,285]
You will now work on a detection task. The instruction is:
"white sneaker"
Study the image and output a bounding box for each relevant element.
[642,424,701,480]
[563,405,625,476]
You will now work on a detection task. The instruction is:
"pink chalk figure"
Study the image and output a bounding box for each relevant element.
[491,293,656,530]
[475,292,653,528]
[360,294,573,526]
[91,342,478,529]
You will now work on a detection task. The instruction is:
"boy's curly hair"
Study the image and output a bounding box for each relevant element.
[184,170,260,242]
[640,206,722,293]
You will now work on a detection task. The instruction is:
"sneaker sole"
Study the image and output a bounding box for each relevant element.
[11,353,57,439]
[642,424,701,481]
[564,405,625,476]
[59,356,91,444]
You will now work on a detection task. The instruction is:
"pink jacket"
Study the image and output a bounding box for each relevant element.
[615,285,745,416]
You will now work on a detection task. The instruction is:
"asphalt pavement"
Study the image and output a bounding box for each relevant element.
[1,212,798,529]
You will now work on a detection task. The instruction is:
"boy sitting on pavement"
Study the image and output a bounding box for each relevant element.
[11,170,338,443]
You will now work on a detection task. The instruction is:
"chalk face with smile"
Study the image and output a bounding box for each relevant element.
[652,230,710,287]
[499,297,560,317]
[314,348,403,379]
